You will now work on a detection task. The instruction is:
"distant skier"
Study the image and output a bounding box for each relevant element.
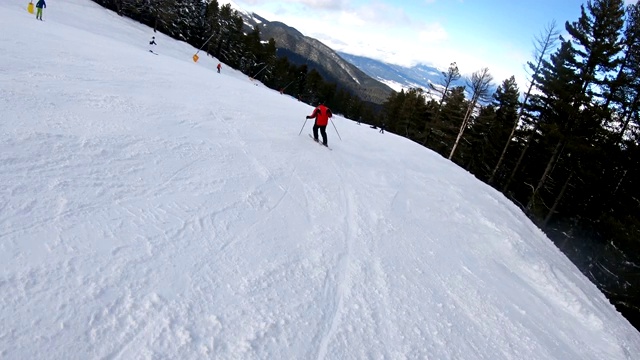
[217,63,221,73]
[307,101,332,146]
[379,123,386,134]
[35,0,46,20]
[149,36,157,53]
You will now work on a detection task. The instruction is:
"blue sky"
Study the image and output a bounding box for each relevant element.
[229,0,637,88]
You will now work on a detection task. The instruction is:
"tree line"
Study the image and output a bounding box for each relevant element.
[380,0,640,329]
[91,0,638,330]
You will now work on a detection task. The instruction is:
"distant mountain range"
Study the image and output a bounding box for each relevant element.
[224,1,466,103]
[252,15,393,105]
[336,52,447,92]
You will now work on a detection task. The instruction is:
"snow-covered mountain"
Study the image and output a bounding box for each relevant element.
[219,1,445,94]
[337,52,448,92]
[2,0,640,359]
[220,1,394,105]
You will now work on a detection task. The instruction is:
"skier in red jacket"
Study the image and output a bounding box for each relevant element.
[306,101,333,146]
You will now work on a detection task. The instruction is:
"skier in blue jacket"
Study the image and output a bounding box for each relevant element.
[35,0,46,20]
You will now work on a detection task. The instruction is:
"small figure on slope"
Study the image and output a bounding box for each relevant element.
[217,63,222,73]
[35,0,46,20]
[149,36,157,53]
[306,100,333,147]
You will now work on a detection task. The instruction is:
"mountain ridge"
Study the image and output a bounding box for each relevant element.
[337,52,449,91]
[226,6,395,104]
[223,1,469,100]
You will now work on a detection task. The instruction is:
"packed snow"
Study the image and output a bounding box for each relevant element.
[1,0,639,359]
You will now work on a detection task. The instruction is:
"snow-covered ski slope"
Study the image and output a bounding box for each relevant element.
[1,0,639,359]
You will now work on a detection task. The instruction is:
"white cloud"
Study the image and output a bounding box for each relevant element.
[239,0,346,11]
[416,22,449,44]
[347,1,412,28]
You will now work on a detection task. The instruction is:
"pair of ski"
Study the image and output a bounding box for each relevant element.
[308,134,332,150]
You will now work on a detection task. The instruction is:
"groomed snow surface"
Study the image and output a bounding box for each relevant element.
[1,0,639,359]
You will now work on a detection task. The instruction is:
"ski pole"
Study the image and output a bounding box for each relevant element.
[330,119,342,141]
[298,117,308,136]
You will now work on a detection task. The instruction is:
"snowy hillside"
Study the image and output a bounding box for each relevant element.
[337,51,449,93]
[1,0,639,359]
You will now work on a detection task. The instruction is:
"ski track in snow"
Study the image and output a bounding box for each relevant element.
[314,158,354,360]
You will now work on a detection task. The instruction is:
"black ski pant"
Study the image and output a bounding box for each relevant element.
[313,124,328,145]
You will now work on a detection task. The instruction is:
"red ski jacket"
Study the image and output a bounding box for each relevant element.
[308,104,332,126]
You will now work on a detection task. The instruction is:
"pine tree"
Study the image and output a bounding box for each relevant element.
[397,88,428,140]
[382,90,406,133]
[482,77,520,180]
[610,3,640,146]
[429,62,461,122]
[525,0,626,219]
[565,0,625,97]
[213,4,244,65]
[464,104,497,178]
[204,0,221,56]
[492,21,560,186]
[524,41,583,214]
[429,86,467,156]
[449,67,494,160]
